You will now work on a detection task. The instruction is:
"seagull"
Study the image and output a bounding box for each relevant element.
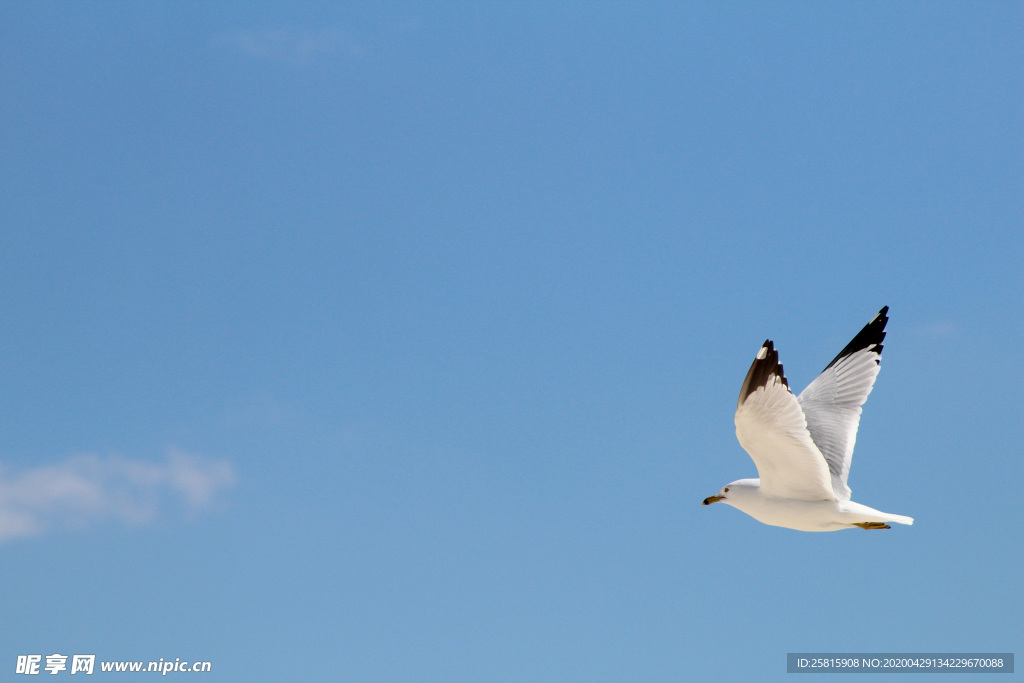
[702,306,913,531]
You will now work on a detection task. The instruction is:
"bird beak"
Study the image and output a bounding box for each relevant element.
[702,495,724,506]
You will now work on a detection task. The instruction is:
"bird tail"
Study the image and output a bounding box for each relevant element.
[842,501,914,526]
[884,513,914,526]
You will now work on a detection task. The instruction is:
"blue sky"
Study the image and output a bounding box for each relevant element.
[1,2,1020,680]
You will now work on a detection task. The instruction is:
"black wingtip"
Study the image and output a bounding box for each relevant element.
[822,306,889,371]
[737,339,790,408]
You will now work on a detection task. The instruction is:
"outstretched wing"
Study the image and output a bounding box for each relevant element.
[797,306,888,502]
[734,341,836,502]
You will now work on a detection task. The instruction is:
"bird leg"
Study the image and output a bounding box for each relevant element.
[852,522,891,530]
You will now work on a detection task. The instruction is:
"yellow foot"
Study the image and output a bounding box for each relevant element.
[853,522,891,530]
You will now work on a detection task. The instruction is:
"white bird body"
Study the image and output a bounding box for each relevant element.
[703,307,914,532]
[716,479,914,532]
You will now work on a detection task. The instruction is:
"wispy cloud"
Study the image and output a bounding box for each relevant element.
[0,449,235,542]
[222,392,299,430]
[213,27,365,66]
[920,319,955,338]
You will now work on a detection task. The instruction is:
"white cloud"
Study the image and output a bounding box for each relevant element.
[0,449,235,542]
[213,27,365,66]
[921,319,955,338]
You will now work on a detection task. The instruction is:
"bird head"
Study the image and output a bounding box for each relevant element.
[702,479,758,506]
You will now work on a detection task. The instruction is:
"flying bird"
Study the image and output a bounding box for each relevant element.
[702,306,913,531]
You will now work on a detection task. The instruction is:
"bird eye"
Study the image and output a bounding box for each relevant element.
[724,488,729,493]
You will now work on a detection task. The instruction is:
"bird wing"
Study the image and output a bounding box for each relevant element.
[797,306,888,502]
[734,340,837,502]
